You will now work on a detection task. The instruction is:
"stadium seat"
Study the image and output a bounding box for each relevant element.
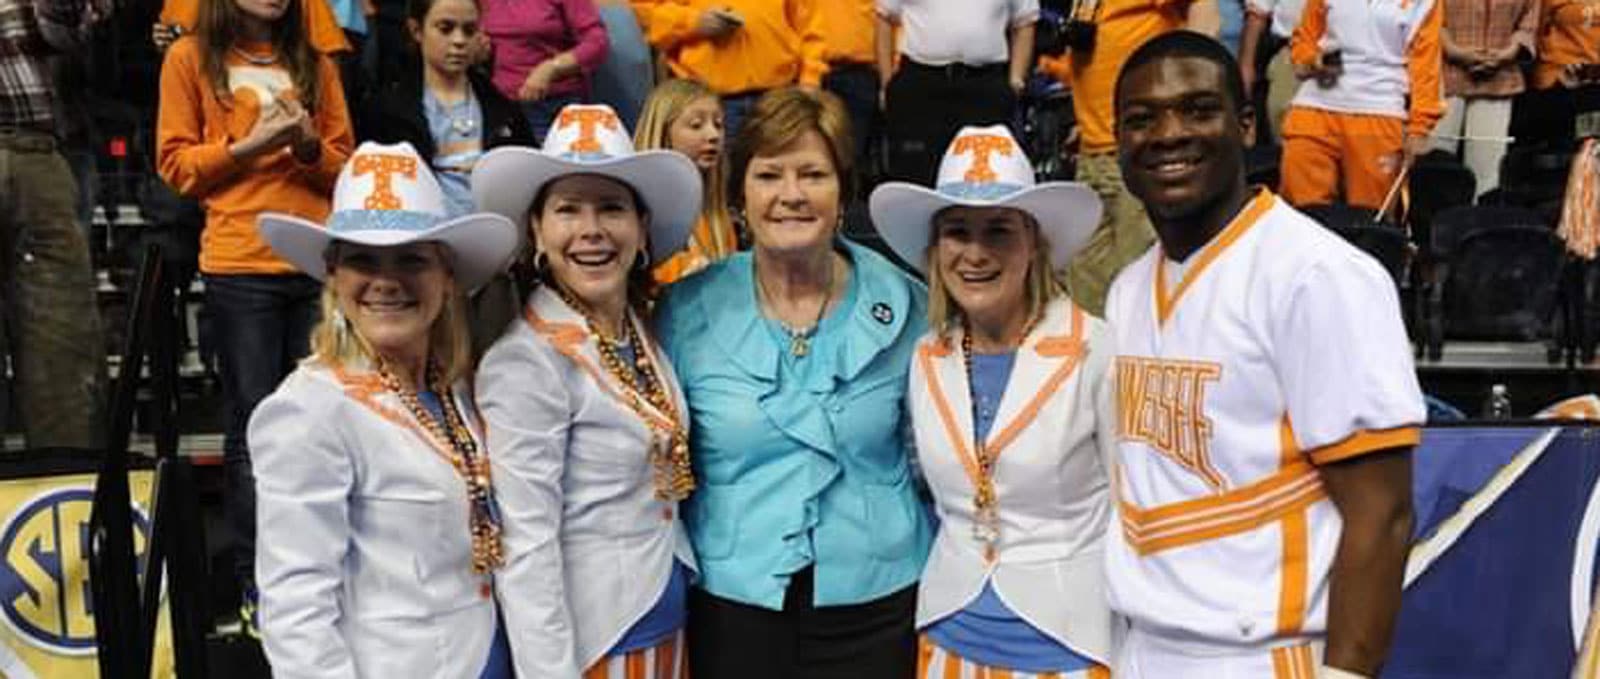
[1408,153,1477,248]
[1499,146,1574,207]
[1422,205,1562,359]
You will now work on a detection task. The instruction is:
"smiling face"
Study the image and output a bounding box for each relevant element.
[1115,55,1254,223]
[742,129,841,257]
[932,206,1038,329]
[410,0,479,79]
[329,242,454,361]
[532,174,648,316]
[667,95,724,173]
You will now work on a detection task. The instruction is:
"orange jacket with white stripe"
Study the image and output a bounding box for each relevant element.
[1102,190,1425,649]
[1289,0,1445,138]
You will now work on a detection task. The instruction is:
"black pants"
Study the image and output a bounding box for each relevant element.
[884,59,1016,187]
[823,61,880,179]
[206,273,321,590]
[1509,84,1600,151]
[687,568,918,679]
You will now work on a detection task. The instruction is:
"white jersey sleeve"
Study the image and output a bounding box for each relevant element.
[1271,249,1426,464]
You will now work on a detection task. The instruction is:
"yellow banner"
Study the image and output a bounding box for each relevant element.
[0,471,174,678]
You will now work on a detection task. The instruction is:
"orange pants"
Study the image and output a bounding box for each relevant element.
[1279,107,1405,210]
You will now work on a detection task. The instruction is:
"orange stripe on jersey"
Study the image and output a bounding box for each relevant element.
[1117,461,1328,555]
[917,636,935,677]
[626,650,646,679]
[1306,426,1422,465]
[655,635,677,679]
[1088,668,1110,679]
[1277,416,1310,636]
[585,662,609,679]
[1155,190,1276,325]
[1270,644,1317,679]
[943,650,962,679]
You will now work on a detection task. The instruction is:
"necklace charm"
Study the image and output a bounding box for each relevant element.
[451,115,476,136]
[790,334,809,357]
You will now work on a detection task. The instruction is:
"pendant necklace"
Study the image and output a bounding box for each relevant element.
[756,257,834,358]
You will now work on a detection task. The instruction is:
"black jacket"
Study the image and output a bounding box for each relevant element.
[361,67,536,162]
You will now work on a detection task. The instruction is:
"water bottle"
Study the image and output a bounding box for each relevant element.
[1482,384,1512,420]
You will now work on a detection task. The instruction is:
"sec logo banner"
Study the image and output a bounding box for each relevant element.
[0,486,149,657]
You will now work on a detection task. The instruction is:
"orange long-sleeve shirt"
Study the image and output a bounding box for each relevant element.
[156,37,353,275]
[1291,0,1444,137]
[1532,0,1600,90]
[815,0,876,65]
[632,0,829,93]
[1068,0,1191,153]
[160,0,351,54]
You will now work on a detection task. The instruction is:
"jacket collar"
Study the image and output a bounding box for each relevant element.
[694,239,917,387]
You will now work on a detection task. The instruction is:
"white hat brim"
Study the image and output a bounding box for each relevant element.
[868,181,1104,275]
[471,147,702,262]
[257,211,519,292]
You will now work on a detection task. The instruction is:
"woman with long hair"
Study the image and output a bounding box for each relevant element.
[155,0,353,633]
[635,78,738,285]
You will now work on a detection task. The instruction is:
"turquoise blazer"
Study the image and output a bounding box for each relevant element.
[655,240,933,610]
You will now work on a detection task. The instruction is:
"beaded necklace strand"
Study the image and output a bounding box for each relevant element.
[377,359,504,574]
[958,310,1042,554]
[554,287,695,502]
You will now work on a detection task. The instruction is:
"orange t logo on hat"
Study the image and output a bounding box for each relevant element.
[353,153,419,210]
[952,134,1016,184]
[557,108,622,155]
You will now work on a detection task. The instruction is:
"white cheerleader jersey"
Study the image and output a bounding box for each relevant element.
[1102,190,1425,651]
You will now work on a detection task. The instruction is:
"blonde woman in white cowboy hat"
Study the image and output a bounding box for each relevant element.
[470,103,702,678]
[869,124,1117,679]
[248,141,519,678]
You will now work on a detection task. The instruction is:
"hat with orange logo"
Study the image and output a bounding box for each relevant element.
[869,125,1102,274]
[471,103,702,262]
[257,142,518,291]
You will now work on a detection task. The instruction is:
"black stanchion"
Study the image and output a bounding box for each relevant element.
[89,243,211,677]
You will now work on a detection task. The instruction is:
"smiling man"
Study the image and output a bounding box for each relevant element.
[1101,31,1425,679]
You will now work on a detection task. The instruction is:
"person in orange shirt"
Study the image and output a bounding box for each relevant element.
[1509,0,1600,148]
[637,78,740,285]
[1279,0,1443,209]
[632,0,827,139]
[155,0,354,638]
[154,0,351,54]
[1059,0,1219,317]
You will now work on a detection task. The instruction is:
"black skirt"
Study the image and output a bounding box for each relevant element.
[687,567,918,679]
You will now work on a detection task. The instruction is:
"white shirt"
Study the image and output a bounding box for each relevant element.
[1247,0,1306,39]
[878,0,1040,66]
[1102,190,1425,651]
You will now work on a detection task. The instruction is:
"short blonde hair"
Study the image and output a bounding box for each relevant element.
[307,243,475,385]
[925,212,1063,338]
[634,79,734,257]
[727,87,855,209]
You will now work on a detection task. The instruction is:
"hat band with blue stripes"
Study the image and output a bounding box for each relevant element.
[934,182,1030,201]
[326,209,443,234]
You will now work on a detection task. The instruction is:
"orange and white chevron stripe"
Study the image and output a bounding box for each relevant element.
[917,636,1111,679]
[582,631,686,679]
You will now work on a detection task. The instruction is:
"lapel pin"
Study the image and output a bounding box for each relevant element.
[871,302,894,325]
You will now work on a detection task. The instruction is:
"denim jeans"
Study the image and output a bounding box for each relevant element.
[205,272,321,587]
[591,3,653,131]
[0,132,107,450]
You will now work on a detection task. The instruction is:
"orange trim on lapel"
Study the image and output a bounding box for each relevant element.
[331,365,470,475]
[1154,191,1276,326]
[523,304,681,434]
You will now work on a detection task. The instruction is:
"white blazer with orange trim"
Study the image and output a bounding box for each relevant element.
[908,297,1118,664]
[477,285,698,678]
[250,362,500,679]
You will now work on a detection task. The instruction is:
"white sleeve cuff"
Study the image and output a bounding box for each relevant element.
[1321,666,1369,679]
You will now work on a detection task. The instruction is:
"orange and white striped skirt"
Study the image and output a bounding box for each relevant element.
[582,631,687,679]
[918,636,1111,679]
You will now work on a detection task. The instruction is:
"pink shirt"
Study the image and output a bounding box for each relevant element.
[482,0,609,101]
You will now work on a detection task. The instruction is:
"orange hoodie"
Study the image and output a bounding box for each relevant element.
[156,37,354,275]
[633,0,828,93]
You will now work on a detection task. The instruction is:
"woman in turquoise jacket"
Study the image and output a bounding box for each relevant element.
[655,87,932,678]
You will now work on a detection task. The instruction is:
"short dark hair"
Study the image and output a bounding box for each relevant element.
[1114,30,1249,120]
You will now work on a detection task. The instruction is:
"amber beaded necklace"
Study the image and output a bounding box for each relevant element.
[376,358,504,574]
[554,287,695,502]
[958,311,1042,555]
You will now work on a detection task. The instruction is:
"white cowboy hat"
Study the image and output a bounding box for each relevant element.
[470,103,702,262]
[869,125,1103,274]
[258,141,517,291]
